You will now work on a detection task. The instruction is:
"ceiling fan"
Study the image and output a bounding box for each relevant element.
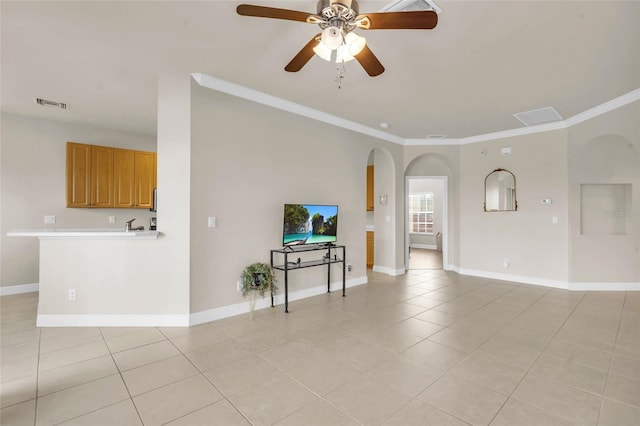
[236,0,438,77]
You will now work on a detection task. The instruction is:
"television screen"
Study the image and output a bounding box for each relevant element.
[283,204,338,246]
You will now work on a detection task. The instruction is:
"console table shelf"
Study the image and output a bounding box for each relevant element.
[270,244,346,313]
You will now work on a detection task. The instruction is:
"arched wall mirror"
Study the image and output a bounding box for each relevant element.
[484,169,517,211]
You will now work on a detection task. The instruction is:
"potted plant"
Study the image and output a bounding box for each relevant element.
[241,262,277,318]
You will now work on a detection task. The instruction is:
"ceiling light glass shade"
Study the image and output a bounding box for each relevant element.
[313,41,333,61]
[314,32,366,63]
[321,26,343,49]
[344,32,366,56]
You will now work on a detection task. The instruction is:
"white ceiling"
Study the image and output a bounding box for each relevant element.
[2,0,639,139]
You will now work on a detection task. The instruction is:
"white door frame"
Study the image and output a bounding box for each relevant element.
[405,176,448,271]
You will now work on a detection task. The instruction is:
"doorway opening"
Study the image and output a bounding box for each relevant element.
[406,176,447,270]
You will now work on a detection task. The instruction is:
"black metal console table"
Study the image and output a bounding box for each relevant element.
[270,244,346,313]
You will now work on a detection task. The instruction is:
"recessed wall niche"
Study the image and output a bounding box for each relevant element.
[580,184,632,235]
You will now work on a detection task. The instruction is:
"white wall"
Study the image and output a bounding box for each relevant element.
[0,113,156,288]
[188,84,405,314]
[458,130,570,283]
[568,102,640,283]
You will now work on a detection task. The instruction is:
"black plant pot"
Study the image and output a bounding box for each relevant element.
[251,272,261,289]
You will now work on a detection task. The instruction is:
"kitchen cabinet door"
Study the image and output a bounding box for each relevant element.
[134,151,155,209]
[366,165,374,211]
[113,148,135,208]
[90,145,114,208]
[366,231,374,268]
[66,142,92,207]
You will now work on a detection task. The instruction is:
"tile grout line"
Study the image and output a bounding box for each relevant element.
[33,310,41,426]
[98,326,146,426]
[156,327,257,426]
[493,290,594,425]
[595,291,628,425]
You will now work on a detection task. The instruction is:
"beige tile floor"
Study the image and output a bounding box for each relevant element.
[1,271,639,425]
[408,249,443,270]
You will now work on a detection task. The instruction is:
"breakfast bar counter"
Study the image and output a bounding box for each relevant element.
[7,229,188,327]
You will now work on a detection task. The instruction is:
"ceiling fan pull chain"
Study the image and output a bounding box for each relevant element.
[335,62,346,89]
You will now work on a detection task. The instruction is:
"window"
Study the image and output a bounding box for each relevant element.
[409,193,434,234]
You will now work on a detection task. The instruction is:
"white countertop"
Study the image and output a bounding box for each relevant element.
[7,229,160,239]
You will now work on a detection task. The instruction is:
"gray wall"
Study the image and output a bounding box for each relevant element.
[0,113,156,288]
[2,85,637,313]
[568,102,640,282]
[188,84,404,313]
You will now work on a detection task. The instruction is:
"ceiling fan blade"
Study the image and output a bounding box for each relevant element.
[355,45,385,77]
[236,4,311,23]
[357,10,438,30]
[285,34,321,72]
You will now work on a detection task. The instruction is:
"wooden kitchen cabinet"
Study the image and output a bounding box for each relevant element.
[366,231,374,269]
[113,148,135,208]
[114,148,156,208]
[90,145,114,208]
[67,142,92,207]
[67,142,156,209]
[366,165,374,211]
[134,151,156,209]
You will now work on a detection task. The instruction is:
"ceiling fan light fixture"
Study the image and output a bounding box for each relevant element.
[313,40,333,61]
[335,45,355,63]
[321,26,343,49]
[344,31,366,56]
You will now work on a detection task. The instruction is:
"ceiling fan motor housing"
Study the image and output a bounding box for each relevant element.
[316,0,359,34]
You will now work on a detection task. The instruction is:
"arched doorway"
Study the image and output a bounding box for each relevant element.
[405,154,455,271]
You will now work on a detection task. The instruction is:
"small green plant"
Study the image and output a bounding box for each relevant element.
[241,262,277,298]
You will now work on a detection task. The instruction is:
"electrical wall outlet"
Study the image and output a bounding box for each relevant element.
[347,264,352,272]
[237,280,241,292]
[44,215,56,224]
[208,217,216,228]
[503,258,510,268]
[68,289,76,301]
[108,216,116,224]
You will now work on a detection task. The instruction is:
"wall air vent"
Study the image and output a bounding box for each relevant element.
[380,0,442,13]
[35,98,68,110]
[513,106,562,126]
[427,134,447,139]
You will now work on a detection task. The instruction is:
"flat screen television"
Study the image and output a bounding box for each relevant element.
[283,204,338,246]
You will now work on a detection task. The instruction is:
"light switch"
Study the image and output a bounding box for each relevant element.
[541,198,552,205]
[208,217,216,228]
[552,216,559,224]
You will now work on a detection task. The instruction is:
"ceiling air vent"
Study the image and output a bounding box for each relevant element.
[380,0,442,13]
[35,98,68,110]
[513,106,562,126]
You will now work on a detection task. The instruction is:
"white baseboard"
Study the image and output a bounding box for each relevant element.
[569,282,640,291]
[0,283,39,296]
[372,265,405,276]
[190,275,368,326]
[37,314,190,327]
[455,266,640,291]
[410,244,437,250]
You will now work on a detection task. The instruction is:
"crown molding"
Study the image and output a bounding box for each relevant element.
[192,73,404,145]
[192,74,639,147]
